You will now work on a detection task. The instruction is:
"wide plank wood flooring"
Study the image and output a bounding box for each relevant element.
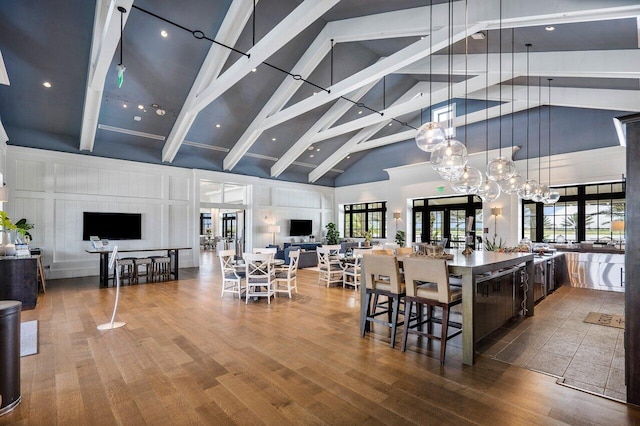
[5,260,640,425]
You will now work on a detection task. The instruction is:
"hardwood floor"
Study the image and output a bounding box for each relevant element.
[5,261,640,425]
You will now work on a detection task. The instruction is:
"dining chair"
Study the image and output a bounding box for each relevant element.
[253,247,277,260]
[395,247,413,256]
[274,249,299,298]
[317,246,343,287]
[219,249,244,299]
[361,254,405,348]
[243,252,276,304]
[400,257,462,364]
[371,247,394,255]
[342,248,365,290]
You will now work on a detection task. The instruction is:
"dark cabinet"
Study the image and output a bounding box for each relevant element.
[475,270,523,342]
[0,257,38,310]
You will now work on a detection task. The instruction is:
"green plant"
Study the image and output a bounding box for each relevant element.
[15,218,34,240]
[325,222,340,245]
[395,230,406,246]
[363,230,373,244]
[0,211,16,231]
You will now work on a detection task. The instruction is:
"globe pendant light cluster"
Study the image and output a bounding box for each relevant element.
[430,139,468,180]
[415,121,447,152]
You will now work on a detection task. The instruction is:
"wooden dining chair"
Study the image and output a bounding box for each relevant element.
[396,247,414,256]
[361,254,405,348]
[317,246,343,287]
[400,257,462,364]
[219,249,244,299]
[243,253,275,304]
[274,250,299,298]
[342,248,365,290]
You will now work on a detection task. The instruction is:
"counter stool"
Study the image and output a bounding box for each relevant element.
[361,254,405,348]
[400,257,462,365]
[133,257,153,283]
[116,258,136,285]
[150,256,171,281]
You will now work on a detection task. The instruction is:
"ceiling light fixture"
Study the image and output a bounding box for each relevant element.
[431,0,467,180]
[501,34,524,194]
[215,124,221,128]
[160,30,168,37]
[309,154,314,158]
[155,108,166,116]
[308,146,314,151]
[251,68,257,72]
[517,62,538,200]
[531,77,547,202]
[415,0,446,152]
[544,78,560,204]
[487,1,516,183]
[42,81,52,88]
[471,32,485,40]
[122,103,127,108]
[545,26,555,31]
[138,104,144,110]
[116,6,127,88]
[477,28,501,202]
[316,148,320,152]
[272,137,276,141]
[133,116,141,121]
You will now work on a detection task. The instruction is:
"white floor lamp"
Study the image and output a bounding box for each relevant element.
[97,245,126,330]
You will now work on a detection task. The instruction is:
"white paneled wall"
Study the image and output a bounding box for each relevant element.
[6,147,195,279]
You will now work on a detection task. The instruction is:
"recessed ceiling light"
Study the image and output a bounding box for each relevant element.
[161,30,168,38]
[215,124,221,128]
[123,103,127,108]
[42,81,52,88]
[347,155,350,159]
[151,103,159,108]
[358,111,362,114]
[272,137,276,141]
[138,104,144,110]
[156,109,166,116]
[420,36,425,40]
[133,116,142,121]
[316,148,320,152]
[388,123,392,126]
[308,146,314,151]
[309,154,314,158]
[545,26,555,31]
[471,32,486,40]
[251,68,257,72]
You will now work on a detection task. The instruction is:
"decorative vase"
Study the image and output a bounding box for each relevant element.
[0,231,16,256]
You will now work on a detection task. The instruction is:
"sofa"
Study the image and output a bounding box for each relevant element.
[282,243,322,268]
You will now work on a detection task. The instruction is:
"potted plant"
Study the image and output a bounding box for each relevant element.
[15,218,34,243]
[363,230,373,247]
[325,222,340,245]
[0,211,17,255]
[395,230,406,246]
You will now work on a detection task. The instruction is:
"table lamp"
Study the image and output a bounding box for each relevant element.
[267,225,280,245]
[611,220,624,249]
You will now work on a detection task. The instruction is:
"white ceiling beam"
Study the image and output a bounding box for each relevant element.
[270,80,380,178]
[161,0,254,163]
[350,100,537,154]
[189,0,340,115]
[310,72,508,144]
[262,12,476,129]
[398,50,640,79]
[79,0,133,152]
[223,4,450,172]
[478,85,640,112]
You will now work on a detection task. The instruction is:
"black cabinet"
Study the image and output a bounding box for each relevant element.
[475,270,523,342]
[0,257,38,310]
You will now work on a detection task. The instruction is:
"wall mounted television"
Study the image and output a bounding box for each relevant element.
[289,219,312,236]
[82,212,142,240]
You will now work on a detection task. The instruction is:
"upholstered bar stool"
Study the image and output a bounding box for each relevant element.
[150,256,171,281]
[116,258,136,285]
[401,257,462,365]
[133,257,153,283]
[361,254,405,348]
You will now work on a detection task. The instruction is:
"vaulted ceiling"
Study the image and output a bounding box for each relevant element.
[1,0,639,187]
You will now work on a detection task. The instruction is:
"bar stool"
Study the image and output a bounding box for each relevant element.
[116,258,136,285]
[133,257,153,283]
[361,254,405,348]
[400,257,462,365]
[150,256,171,281]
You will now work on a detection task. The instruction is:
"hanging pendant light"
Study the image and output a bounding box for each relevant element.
[451,166,483,194]
[432,0,467,179]
[486,0,515,183]
[416,0,446,152]
[500,30,523,192]
[543,78,560,204]
[531,75,546,203]
[517,43,537,200]
[477,180,501,202]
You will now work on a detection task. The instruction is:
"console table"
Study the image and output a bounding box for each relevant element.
[0,256,38,309]
[86,247,191,288]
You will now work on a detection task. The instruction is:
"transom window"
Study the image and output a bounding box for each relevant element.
[344,202,387,239]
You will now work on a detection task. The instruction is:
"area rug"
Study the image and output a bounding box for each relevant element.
[583,312,624,329]
[21,320,39,357]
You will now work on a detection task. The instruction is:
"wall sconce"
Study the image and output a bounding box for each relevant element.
[393,211,401,232]
[0,183,7,202]
[267,225,280,245]
[491,207,502,234]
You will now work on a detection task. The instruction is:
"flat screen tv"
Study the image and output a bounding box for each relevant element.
[82,212,142,240]
[289,219,312,236]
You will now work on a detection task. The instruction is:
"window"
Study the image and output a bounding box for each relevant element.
[344,202,387,238]
[413,195,482,249]
[522,181,625,243]
[431,104,456,138]
[200,213,211,235]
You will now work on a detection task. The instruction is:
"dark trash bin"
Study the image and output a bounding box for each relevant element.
[0,300,21,415]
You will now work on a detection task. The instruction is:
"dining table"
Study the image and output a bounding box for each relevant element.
[360,250,535,365]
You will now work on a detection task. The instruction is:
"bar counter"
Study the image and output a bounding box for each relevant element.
[361,250,534,365]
